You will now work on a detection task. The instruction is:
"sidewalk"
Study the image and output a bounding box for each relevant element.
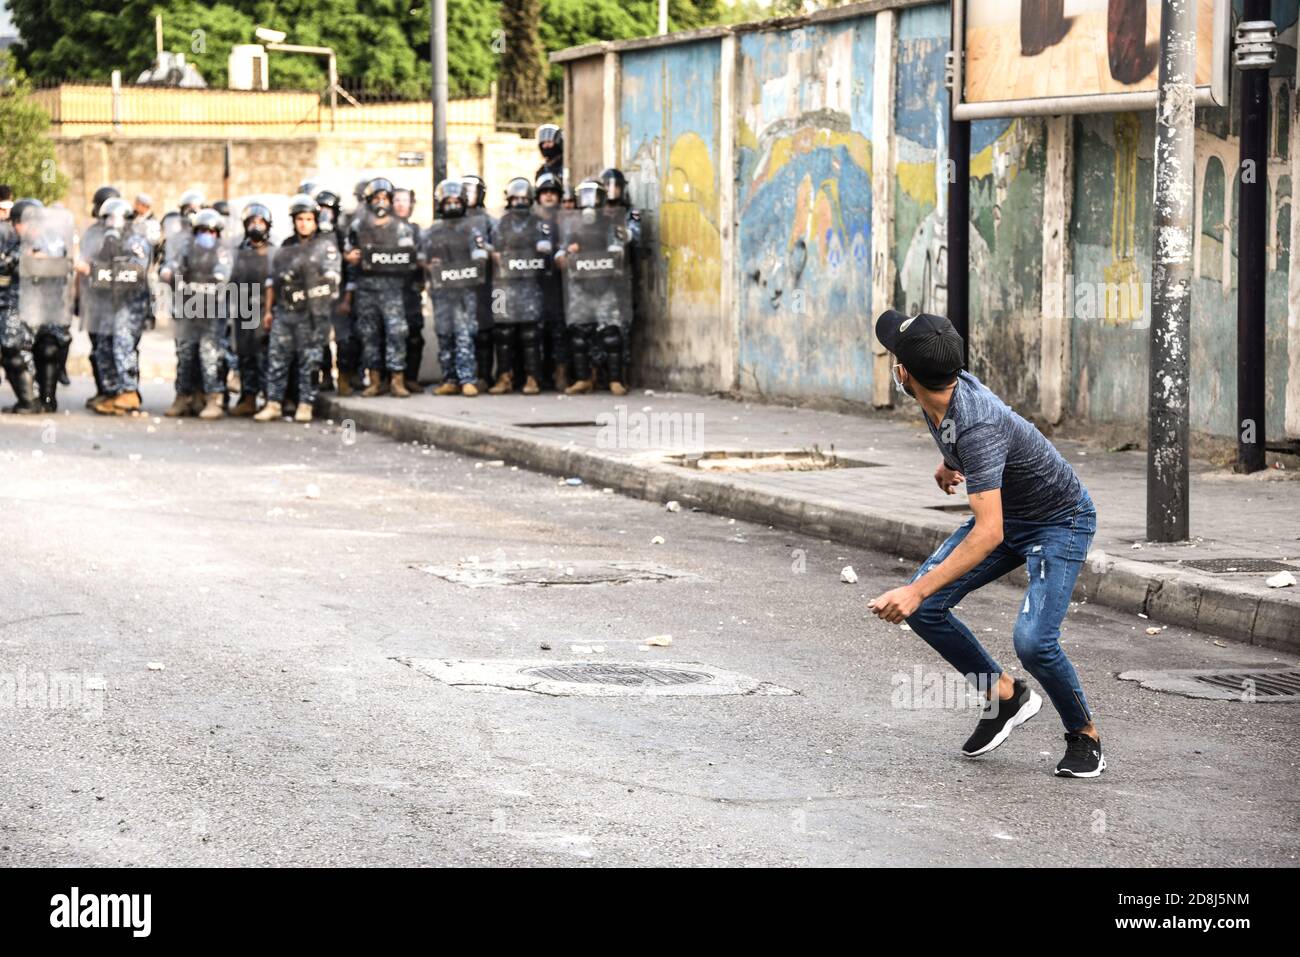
[318,385,1300,652]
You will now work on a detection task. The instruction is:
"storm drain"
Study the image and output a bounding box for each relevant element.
[512,420,601,429]
[414,560,696,588]
[1151,558,1297,574]
[396,657,797,697]
[520,663,709,687]
[665,449,880,473]
[1118,668,1300,702]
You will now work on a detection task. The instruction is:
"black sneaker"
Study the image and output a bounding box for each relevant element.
[1055,732,1106,777]
[961,678,1042,757]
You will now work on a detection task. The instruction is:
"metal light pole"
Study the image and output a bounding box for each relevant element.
[1235,7,1277,473]
[431,0,449,187]
[1146,0,1197,542]
[946,3,971,366]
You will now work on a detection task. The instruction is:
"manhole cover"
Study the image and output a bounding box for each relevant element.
[520,663,710,687]
[414,560,696,588]
[396,658,798,697]
[1118,668,1300,702]
[664,449,880,473]
[1153,558,1297,574]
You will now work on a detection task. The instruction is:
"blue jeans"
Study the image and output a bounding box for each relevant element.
[905,493,1097,731]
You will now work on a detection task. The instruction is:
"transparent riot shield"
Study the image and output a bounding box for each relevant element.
[277,236,341,323]
[492,207,550,326]
[18,206,74,331]
[83,222,151,338]
[557,207,631,331]
[350,207,418,278]
[420,217,489,336]
[228,239,276,337]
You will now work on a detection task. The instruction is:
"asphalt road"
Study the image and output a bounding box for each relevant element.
[1,380,1297,866]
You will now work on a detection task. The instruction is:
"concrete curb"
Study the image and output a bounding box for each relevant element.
[320,396,1300,654]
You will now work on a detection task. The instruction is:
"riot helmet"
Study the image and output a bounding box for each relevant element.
[434,179,468,219]
[536,124,563,160]
[242,202,273,242]
[460,174,486,209]
[98,197,133,232]
[600,168,629,206]
[504,177,534,210]
[574,180,607,210]
[91,185,121,219]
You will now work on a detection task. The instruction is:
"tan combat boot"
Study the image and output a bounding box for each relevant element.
[609,381,628,397]
[553,363,570,392]
[460,382,479,397]
[390,371,411,398]
[112,390,142,413]
[360,369,385,397]
[522,375,540,396]
[565,378,594,395]
[164,393,192,417]
[434,381,460,396]
[253,400,282,422]
[188,391,207,415]
[230,393,258,416]
[294,403,314,422]
[198,392,225,419]
[488,372,513,395]
[93,393,124,416]
[337,371,354,397]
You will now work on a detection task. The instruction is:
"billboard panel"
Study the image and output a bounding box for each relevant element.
[954,0,1230,119]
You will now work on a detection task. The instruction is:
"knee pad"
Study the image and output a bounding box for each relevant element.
[34,335,62,365]
[600,325,622,354]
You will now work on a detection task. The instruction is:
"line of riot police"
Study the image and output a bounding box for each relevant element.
[1,124,644,419]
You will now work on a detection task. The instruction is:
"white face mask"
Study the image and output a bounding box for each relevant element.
[891,362,907,396]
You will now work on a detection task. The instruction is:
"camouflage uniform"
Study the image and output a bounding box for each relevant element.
[347,210,418,373]
[420,216,489,385]
[86,229,153,396]
[266,233,341,405]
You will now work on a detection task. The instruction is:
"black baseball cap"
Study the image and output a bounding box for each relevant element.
[874,310,965,388]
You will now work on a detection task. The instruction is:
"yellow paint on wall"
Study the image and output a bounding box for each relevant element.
[661,131,722,305]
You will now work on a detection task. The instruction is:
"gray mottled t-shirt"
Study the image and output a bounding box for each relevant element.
[924,371,1086,523]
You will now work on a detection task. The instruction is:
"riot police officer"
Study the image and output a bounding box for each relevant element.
[557,180,631,397]
[314,188,357,395]
[345,177,420,398]
[536,124,564,181]
[158,190,208,416]
[161,207,234,420]
[255,194,341,423]
[534,172,568,390]
[461,174,495,391]
[600,167,642,383]
[81,185,122,406]
[80,197,152,415]
[0,199,33,412]
[420,179,490,396]
[3,201,75,413]
[227,202,275,416]
[392,187,426,393]
[488,178,551,395]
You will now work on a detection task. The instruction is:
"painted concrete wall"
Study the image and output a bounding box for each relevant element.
[569,0,1300,440]
[735,17,877,402]
[618,40,727,391]
[1069,1,1297,439]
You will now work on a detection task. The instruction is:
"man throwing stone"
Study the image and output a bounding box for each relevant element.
[867,310,1104,778]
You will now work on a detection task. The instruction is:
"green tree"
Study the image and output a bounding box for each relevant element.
[498,0,548,126]
[0,52,69,203]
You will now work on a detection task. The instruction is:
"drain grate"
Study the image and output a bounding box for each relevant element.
[396,657,798,697]
[519,663,710,687]
[414,560,696,588]
[1118,668,1300,702]
[1169,558,1296,574]
[1192,670,1300,698]
[512,420,600,429]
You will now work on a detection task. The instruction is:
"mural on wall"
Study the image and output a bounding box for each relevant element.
[1070,0,1297,439]
[619,40,725,391]
[735,18,876,401]
[893,4,1047,411]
